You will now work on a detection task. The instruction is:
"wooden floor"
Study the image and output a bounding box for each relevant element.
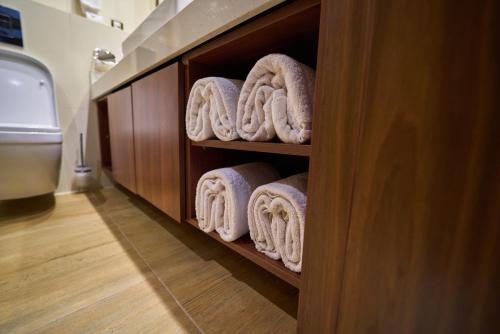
[0,188,298,333]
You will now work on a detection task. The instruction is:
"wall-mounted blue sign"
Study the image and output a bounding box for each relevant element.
[0,5,23,47]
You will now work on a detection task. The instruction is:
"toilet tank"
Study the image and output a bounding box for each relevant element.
[0,49,59,131]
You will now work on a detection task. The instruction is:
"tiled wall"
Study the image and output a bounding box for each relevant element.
[0,0,126,193]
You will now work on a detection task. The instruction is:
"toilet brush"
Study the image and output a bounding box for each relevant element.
[74,132,92,191]
[79,133,85,167]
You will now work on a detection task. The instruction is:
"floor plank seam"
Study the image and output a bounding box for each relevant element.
[103,211,206,334]
[27,276,150,333]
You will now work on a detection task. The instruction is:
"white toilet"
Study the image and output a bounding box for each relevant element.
[0,49,62,200]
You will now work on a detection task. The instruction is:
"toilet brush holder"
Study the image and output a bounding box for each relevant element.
[74,166,92,191]
[74,132,92,191]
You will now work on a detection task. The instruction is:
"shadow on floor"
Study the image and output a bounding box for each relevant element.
[86,186,299,320]
[84,188,202,333]
[0,194,56,223]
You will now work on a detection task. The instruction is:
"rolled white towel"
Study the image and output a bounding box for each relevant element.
[186,77,244,141]
[195,162,280,242]
[247,173,307,272]
[236,54,315,144]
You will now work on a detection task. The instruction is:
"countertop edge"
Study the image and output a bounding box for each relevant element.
[91,0,284,100]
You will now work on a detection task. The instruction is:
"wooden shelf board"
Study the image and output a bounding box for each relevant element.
[191,139,311,157]
[186,218,301,288]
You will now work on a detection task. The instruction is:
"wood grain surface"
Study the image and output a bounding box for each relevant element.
[89,187,299,333]
[186,218,301,288]
[107,87,137,193]
[0,188,299,333]
[299,0,500,333]
[132,63,183,222]
[191,140,311,157]
[0,192,198,333]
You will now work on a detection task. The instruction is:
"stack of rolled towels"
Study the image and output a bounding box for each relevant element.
[195,162,307,272]
[186,54,315,144]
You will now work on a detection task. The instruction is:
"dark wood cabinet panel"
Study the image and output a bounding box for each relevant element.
[107,87,137,193]
[132,63,184,222]
[297,0,371,330]
[337,0,500,332]
[299,0,500,333]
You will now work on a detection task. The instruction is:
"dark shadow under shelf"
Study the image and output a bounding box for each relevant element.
[186,218,301,288]
[191,139,311,157]
[102,166,113,178]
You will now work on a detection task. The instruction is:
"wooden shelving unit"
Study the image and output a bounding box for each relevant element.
[191,140,311,156]
[186,218,301,288]
[182,0,320,288]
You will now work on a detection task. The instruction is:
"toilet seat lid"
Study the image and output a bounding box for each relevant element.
[0,49,59,130]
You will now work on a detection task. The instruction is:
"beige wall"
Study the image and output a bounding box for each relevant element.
[30,0,156,33]
[0,0,126,193]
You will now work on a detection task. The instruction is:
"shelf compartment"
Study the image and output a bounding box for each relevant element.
[186,218,301,288]
[191,139,311,156]
[182,0,317,291]
[182,0,320,85]
[185,146,309,219]
[96,97,112,171]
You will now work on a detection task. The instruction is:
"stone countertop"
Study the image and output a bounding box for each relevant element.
[91,0,283,100]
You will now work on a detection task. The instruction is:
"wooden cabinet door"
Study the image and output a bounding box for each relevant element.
[131,63,183,222]
[299,0,500,333]
[107,86,136,193]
